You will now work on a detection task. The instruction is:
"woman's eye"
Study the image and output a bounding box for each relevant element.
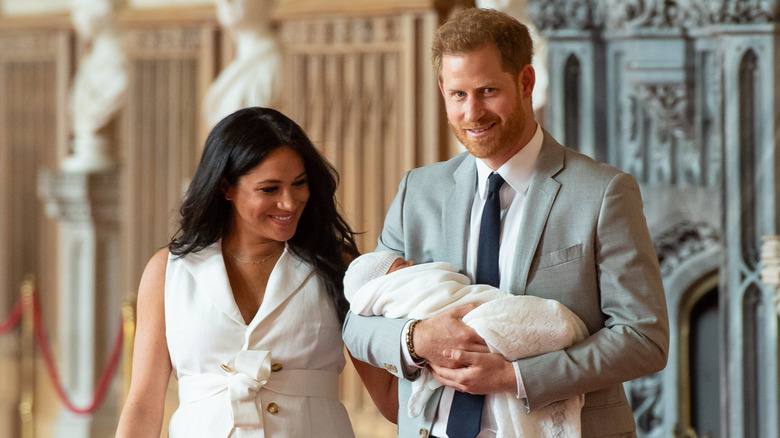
[259,186,278,193]
[293,178,308,187]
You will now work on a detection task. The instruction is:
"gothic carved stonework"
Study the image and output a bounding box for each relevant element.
[526,0,602,31]
[600,0,775,30]
[634,83,692,140]
[709,0,775,24]
[625,371,664,436]
[653,221,720,276]
[601,0,705,30]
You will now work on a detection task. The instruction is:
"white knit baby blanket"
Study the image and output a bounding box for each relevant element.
[346,261,588,438]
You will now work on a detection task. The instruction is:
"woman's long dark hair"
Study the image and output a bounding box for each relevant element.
[169,107,359,322]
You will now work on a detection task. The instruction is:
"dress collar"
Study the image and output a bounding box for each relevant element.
[179,241,315,328]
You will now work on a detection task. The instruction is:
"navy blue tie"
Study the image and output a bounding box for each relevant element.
[447,172,504,438]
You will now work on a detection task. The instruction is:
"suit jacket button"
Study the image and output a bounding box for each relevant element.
[418,428,428,437]
[271,363,283,372]
[267,402,280,414]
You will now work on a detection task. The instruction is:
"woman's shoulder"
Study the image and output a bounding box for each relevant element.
[139,248,171,284]
[146,247,170,270]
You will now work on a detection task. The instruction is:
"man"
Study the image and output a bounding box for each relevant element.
[343,7,669,438]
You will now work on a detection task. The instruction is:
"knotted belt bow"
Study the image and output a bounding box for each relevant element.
[224,350,273,431]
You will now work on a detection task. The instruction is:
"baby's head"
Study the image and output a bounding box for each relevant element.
[344,251,414,295]
[388,256,415,274]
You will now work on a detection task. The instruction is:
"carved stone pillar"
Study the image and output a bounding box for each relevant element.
[527,0,606,161]
[37,170,121,438]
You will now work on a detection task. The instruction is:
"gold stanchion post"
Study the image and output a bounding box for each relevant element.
[19,275,35,438]
[121,297,136,406]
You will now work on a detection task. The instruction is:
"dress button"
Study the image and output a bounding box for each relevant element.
[267,402,280,414]
[271,363,283,372]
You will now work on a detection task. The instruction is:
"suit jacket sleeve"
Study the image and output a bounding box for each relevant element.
[342,171,418,380]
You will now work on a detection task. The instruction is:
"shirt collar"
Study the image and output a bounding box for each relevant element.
[476,122,543,199]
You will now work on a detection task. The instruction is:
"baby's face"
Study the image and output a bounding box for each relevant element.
[387,258,415,274]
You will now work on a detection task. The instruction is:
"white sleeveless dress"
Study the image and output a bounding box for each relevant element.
[165,242,355,438]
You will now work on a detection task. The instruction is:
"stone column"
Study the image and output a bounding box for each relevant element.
[37,171,120,438]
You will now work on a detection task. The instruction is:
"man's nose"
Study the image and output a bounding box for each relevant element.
[464,97,485,122]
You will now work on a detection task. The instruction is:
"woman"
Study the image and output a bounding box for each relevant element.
[117,107,397,437]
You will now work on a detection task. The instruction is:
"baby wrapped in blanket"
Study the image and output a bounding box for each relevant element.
[344,251,589,438]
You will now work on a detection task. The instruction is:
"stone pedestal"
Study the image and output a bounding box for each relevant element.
[37,170,120,438]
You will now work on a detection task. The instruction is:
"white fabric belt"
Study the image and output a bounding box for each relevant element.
[179,368,340,405]
[177,350,339,438]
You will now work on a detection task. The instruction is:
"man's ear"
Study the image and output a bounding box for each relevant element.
[519,64,535,98]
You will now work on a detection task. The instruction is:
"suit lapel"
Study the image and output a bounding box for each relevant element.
[510,131,564,294]
[443,155,477,271]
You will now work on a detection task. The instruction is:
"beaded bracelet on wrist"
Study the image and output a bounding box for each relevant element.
[406,319,428,366]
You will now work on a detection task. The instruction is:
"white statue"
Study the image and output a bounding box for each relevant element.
[63,0,128,173]
[476,0,548,112]
[202,0,283,128]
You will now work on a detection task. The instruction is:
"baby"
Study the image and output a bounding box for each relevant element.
[344,251,589,438]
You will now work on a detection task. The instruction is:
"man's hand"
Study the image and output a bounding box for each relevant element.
[429,350,517,395]
[412,303,517,395]
[413,304,488,367]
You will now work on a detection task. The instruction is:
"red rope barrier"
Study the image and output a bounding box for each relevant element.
[0,289,125,415]
[0,298,24,335]
[31,291,124,415]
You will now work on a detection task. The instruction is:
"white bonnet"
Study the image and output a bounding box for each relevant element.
[344,251,402,297]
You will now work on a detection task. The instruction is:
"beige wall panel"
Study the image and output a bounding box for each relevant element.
[0,27,72,438]
[120,23,216,297]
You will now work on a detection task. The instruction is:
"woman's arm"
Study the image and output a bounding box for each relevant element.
[349,354,398,424]
[116,249,173,437]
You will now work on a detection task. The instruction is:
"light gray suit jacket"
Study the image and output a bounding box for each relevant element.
[343,131,669,437]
